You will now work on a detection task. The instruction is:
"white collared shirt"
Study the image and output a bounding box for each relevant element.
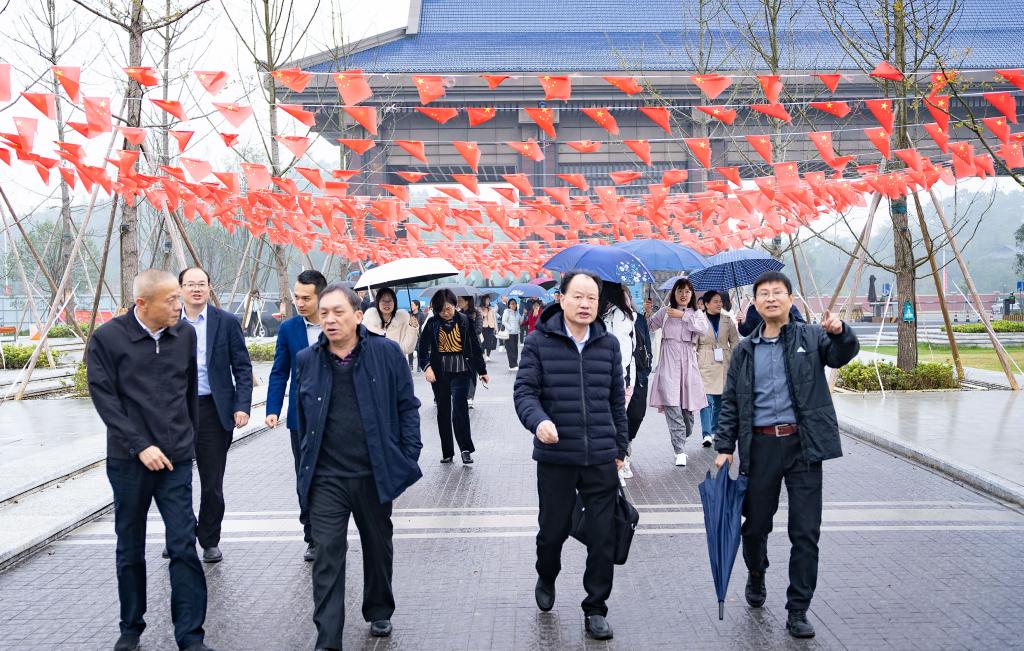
[134,310,166,341]
[564,322,590,353]
[304,317,322,346]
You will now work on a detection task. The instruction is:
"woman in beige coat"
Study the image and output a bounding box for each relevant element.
[362,287,419,356]
[695,290,740,447]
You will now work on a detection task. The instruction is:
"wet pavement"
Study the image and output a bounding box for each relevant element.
[1,365,1022,649]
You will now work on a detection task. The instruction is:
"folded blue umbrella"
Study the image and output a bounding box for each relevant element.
[688,249,784,292]
[612,239,708,272]
[698,461,749,620]
[505,283,549,299]
[543,244,655,284]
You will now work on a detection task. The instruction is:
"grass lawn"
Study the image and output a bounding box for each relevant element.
[868,345,1024,373]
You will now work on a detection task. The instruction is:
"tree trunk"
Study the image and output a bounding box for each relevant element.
[262,0,292,318]
[119,6,144,307]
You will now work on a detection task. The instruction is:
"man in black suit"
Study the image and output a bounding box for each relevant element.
[179,267,253,563]
[87,269,213,651]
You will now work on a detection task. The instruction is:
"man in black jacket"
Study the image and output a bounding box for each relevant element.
[514,271,628,641]
[714,271,859,640]
[87,269,212,651]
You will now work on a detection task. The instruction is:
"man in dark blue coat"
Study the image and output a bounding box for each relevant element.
[178,267,253,564]
[294,284,422,648]
[514,271,628,641]
[265,269,327,561]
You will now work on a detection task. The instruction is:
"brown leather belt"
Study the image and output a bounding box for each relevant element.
[753,424,798,437]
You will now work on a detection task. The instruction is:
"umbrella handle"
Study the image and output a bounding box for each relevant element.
[719,601,724,621]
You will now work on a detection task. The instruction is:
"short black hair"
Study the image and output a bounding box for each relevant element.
[752,271,793,296]
[319,283,361,311]
[296,269,327,295]
[701,290,720,304]
[178,267,210,285]
[669,277,697,309]
[430,288,458,315]
[559,270,603,296]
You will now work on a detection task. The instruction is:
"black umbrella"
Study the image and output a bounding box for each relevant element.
[698,460,749,620]
[419,284,480,300]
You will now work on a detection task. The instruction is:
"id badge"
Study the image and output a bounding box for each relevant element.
[713,347,724,362]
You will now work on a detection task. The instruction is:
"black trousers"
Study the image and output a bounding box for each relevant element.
[741,434,823,611]
[289,428,314,544]
[195,396,233,549]
[432,372,474,459]
[309,475,395,649]
[505,334,519,368]
[106,458,207,648]
[626,375,649,442]
[536,461,618,616]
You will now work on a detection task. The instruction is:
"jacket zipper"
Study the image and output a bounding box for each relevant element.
[779,325,808,468]
[578,344,589,465]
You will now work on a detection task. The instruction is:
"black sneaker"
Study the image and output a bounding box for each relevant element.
[370,620,392,637]
[461,451,473,464]
[745,572,766,608]
[114,634,140,651]
[440,456,454,464]
[584,614,613,640]
[786,609,815,638]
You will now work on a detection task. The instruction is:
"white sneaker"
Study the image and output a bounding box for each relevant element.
[619,457,633,479]
[702,435,714,447]
[674,452,688,466]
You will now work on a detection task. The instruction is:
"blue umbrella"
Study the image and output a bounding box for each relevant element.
[688,249,784,292]
[698,460,748,620]
[612,239,708,272]
[658,274,689,291]
[505,283,550,299]
[543,244,655,285]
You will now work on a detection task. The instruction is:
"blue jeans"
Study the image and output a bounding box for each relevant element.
[106,457,207,648]
[700,394,723,437]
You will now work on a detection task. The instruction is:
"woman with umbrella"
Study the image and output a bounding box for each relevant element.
[695,290,740,447]
[479,295,498,361]
[501,298,521,370]
[362,287,419,358]
[418,289,488,464]
[648,277,709,467]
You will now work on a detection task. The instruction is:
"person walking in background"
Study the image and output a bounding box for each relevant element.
[87,269,212,651]
[177,267,253,565]
[522,300,542,337]
[696,290,739,447]
[738,299,805,337]
[419,289,488,464]
[648,277,709,467]
[502,298,522,370]
[295,285,422,648]
[362,287,419,359]
[514,271,628,641]
[266,269,328,562]
[623,291,653,480]
[408,300,425,370]
[459,295,484,408]
[598,283,635,482]
[714,271,859,640]
[479,295,498,360]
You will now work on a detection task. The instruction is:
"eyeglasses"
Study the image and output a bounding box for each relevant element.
[756,290,790,299]
[182,282,208,290]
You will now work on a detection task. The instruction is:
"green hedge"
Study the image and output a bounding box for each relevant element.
[837,361,958,391]
[1,344,64,369]
[72,361,89,397]
[247,342,276,362]
[946,320,1024,333]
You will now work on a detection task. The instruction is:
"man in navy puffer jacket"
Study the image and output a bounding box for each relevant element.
[514,271,628,641]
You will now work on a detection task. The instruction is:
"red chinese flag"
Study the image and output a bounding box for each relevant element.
[556,173,589,191]
[774,162,800,191]
[436,186,464,203]
[603,76,643,95]
[295,167,325,190]
[538,75,571,101]
[343,106,378,135]
[275,135,311,159]
[506,139,544,162]
[815,73,841,93]
[684,138,712,168]
[466,107,497,127]
[808,100,851,118]
[416,106,459,124]
[22,92,57,119]
[624,139,652,166]
[864,127,891,159]
[745,134,773,164]
[381,184,409,203]
[870,61,904,82]
[922,122,949,154]
[396,171,428,183]
[502,173,534,196]
[220,132,239,147]
[690,74,731,100]
[865,98,895,134]
[119,127,146,146]
[338,138,376,154]
[52,66,81,102]
[543,186,572,208]
[412,75,445,104]
[493,187,518,203]
[924,95,950,131]
[179,157,213,182]
[480,74,509,89]
[807,132,835,164]
[662,168,688,187]
[999,142,1024,169]
[995,69,1024,92]
[278,103,316,127]
[65,121,91,138]
[453,141,481,172]
[983,91,1017,124]
[566,140,602,153]
[581,107,619,135]
[213,102,254,128]
[525,107,557,137]
[716,166,741,186]
[395,139,428,164]
[751,103,792,123]
[609,170,642,185]
[169,129,194,152]
[150,98,187,121]
[271,68,312,93]
[0,63,10,102]
[334,69,373,105]
[213,171,239,194]
[894,148,925,172]
[194,70,229,96]
[331,170,359,180]
[639,106,672,133]
[451,174,480,196]
[982,116,1010,144]
[757,75,783,103]
[697,105,737,125]
[241,163,272,190]
[124,66,159,86]
[928,71,955,97]
[83,96,113,133]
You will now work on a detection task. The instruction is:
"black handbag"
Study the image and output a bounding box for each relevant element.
[570,487,640,565]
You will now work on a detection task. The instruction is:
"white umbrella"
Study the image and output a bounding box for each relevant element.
[353,257,459,290]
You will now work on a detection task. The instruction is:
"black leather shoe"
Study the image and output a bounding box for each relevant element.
[461,451,474,464]
[535,578,555,612]
[584,614,613,640]
[440,456,454,463]
[114,633,140,651]
[303,543,317,562]
[161,547,169,559]
[370,620,392,637]
[787,609,815,638]
[745,572,766,608]
[202,546,222,563]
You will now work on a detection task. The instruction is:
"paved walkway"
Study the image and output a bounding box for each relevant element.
[1,368,1023,649]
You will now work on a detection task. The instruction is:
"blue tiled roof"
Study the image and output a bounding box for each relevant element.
[306,0,1023,73]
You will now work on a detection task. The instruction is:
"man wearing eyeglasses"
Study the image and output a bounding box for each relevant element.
[714,271,859,640]
[178,267,253,564]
